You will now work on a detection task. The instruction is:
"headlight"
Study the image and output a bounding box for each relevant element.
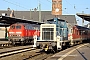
[10,35,11,36]
[19,35,21,36]
[17,35,21,36]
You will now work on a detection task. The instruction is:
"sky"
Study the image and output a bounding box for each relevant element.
[0,0,90,26]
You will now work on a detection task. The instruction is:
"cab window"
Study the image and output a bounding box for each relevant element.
[16,25,21,29]
[11,25,15,29]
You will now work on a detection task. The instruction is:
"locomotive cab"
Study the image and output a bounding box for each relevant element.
[8,23,24,45]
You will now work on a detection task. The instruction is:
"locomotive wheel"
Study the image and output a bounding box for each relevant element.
[37,44,43,49]
[8,40,11,44]
[53,46,58,53]
[80,40,82,44]
[21,41,25,46]
[12,41,16,46]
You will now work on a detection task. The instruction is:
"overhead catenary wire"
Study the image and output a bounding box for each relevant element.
[64,0,80,12]
[2,0,29,10]
[46,0,52,3]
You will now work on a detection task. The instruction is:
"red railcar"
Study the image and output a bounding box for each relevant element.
[8,23,40,45]
[69,25,90,45]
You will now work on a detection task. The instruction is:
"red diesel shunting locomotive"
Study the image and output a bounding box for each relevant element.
[8,23,40,45]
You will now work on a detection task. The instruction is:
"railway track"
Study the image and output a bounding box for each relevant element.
[0,43,11,47]
[1,42,89,60]
[0,41,33,49]
[23,52,53,60]
[23,43,90,60]
[0,41,11,49]
[31,53,53,60]
[0,44,53,60]
[0,45,35,58]
[29,43,90,60]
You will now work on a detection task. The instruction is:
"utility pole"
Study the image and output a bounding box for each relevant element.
[38,0,41,22]
[82,11,84,26]
[30,9,31,19]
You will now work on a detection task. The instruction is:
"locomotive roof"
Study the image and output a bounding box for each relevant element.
[47,18,67,22]
[75,25,90,30]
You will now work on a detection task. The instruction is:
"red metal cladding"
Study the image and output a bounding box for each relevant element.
[72,26,80,39]
[72,25,90,41]
[8,23,40,38]
[8,24,23,37]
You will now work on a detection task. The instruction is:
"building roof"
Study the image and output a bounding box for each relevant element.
[76,13,90,22]
[0,10,77,26]
[0,16,44,26]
